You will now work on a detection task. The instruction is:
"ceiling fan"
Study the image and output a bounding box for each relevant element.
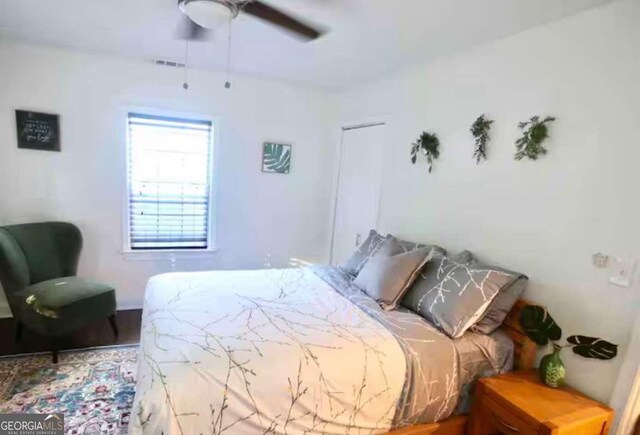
[176,0,325,42]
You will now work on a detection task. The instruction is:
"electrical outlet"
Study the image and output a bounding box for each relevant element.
[263,254,272,268]
[608,257,637,288]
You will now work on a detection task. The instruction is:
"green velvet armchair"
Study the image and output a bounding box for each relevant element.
[0,222,117,362]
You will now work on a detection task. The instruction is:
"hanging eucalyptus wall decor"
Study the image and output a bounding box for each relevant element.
[470,114,493,164]
[410,131,440,173]
[515,115,556,160]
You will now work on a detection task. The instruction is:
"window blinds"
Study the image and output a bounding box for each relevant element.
[127,113,213,250]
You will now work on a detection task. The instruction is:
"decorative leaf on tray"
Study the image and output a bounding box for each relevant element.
[567,335,618,360]
[520,305,562,346]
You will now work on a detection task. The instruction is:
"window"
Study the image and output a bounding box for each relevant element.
[126,112,213,251]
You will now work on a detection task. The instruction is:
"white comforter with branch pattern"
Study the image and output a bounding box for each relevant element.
[129,268,408,434]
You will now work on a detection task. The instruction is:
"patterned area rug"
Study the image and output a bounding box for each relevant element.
[0,345,138,434]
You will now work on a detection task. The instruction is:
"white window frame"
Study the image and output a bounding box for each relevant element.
[120,106,220,261]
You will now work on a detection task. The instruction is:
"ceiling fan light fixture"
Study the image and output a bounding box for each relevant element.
[180,0,233,30]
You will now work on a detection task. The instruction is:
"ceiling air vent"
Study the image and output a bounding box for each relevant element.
[153,59,186,68]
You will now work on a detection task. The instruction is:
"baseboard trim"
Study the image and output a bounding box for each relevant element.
[117,301,144,311]
[0,343,139,361]
[0,306,11,319]
[0,302,143,319]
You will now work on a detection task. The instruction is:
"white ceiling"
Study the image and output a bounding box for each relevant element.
[0,0,614,89]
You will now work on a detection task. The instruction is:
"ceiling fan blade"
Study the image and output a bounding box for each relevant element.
[175,14,213,41]
[242,1,324,41]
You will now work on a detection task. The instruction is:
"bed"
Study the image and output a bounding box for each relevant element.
[129,266,535,435]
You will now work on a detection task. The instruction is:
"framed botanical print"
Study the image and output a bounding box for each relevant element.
[262,142,291,174]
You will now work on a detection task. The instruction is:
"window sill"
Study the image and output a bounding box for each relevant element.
[121,248,219,262]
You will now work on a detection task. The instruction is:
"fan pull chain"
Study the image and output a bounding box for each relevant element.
[183,40,189,90]
[225,13,232,89]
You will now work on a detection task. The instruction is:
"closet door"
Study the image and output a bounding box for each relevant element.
[330,123,385,265]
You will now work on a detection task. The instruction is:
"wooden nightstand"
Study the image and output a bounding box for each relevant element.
[468,371,614,435]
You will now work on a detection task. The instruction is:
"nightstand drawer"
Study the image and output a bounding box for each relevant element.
[470,373,614,435]
[483,396,538,435]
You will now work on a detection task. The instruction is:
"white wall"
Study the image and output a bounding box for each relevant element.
[1,0,639,427]
[0,41,337,312]
[337,0,640,411]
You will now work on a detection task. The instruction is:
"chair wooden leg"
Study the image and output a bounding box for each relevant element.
[52,350,58,364]
[108,314,119,338]
[14,321,23,342]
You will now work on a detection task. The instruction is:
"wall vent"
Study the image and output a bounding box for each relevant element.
[153,59,186,68]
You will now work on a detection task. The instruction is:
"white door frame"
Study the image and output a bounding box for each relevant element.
[612,312,640,434]
[328,117,387,264]
[619,372,640,434]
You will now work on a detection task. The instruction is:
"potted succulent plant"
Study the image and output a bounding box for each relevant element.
[520,305,618,388]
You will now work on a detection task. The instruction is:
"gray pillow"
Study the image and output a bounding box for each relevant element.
[354,239,434,311]
[450,250,473,264]
[340,230,389,276]
[401,252,518,338]
[390,235,447,256]
[468,258,528,334]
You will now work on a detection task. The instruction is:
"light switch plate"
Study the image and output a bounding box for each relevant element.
[608,257,637,288]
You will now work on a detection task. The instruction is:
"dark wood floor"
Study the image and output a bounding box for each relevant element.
[0,310,142,357]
